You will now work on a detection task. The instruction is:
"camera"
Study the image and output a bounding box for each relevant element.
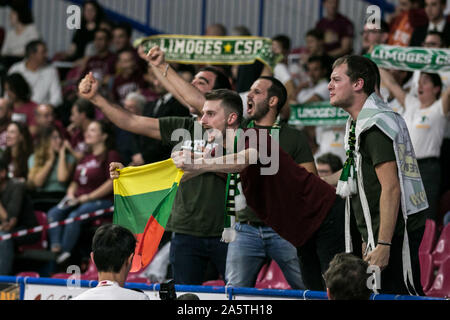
[159,279,177,300]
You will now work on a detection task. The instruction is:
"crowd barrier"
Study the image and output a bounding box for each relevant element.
[0,276,445,300]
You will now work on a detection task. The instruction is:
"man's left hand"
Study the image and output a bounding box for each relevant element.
[364,245,390,270]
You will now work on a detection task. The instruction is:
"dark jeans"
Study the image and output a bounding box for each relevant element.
[418,158,441,221]
[296,196,347,291]
[169,232,228,285]
[380,226,425,295]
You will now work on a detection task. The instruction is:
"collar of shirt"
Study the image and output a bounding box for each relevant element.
[428,19,446,32]
[97,280,118,287]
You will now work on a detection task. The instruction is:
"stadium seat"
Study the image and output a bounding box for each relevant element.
[202,280,225,286]
[80,259,98,280]
[425,256,450,298]
[419,253,435,292]
[255,260,291,290]
[16,272,40,278]
[431,224,450,267]
[126,270,150,283]
[17,211,48,253]
[419,219,437,255]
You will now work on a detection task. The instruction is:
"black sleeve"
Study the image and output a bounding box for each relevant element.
[158,117,194,147]
[361,126,396,167]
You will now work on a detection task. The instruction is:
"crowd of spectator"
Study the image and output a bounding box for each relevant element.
[0,0,449,299]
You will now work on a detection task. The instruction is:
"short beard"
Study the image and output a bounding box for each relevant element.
[248,98,270,121]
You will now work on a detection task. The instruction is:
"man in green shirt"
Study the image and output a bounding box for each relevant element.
[323,55,426,295]
[79,65,232,285]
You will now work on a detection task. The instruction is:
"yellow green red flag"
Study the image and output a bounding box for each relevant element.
[113,159,184,272]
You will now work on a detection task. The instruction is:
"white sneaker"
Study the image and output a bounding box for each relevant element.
[56,252,71,264]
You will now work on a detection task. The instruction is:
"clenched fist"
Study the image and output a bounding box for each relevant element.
[78,72,99,100]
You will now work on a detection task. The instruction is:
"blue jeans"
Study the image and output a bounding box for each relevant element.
[169,233,228,285]
[47,199,112,253]
[0,231,13,275]
[225,223,305,289]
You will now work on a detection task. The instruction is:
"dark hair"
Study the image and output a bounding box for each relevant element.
[5,73,32,102]
[308,55,328,69]
[316,152,343,173]
[95,28,112,41]
[366,58,381,92]
[92,119,116,151]
[25,39,46,59]
[272,34,291,51]
[425,31,446,47]
[113,21,133,38]
[258,76,287,113]
[204,89,243,125]
[3,121,33,179]
[306,29,324,41]
[74,98,96,120]
[177,293,200,300]
[420,72,443,99]
[81,0,104,28]
[9,2,34,24]
[91,224,136,273]
[199,66,232,90]
[0,156,8,173]
[333,55,376,96]
[324,253,372,300]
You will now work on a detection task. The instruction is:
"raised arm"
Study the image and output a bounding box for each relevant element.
[379,68,406,107]
[78,72,161,140]
[144,46,206,115]
[441,85,450,116]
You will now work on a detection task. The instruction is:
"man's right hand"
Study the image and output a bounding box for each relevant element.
[78,72,99,100]
[146,46,166,68]
[109,162,124,179]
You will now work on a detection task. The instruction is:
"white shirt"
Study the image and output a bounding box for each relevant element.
[8,61,63,107]
[314,126,347,163]
[403,93,447,158]
[296,79,330,103]
[73,280,150,300]
[380,87,405,115]
[273,63,292,85]
[428,19,446,32]
[1,24,40,57]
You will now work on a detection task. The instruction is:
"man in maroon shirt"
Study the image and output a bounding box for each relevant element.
[171,89,347,291]
[80,29,116,93]
[315,0,354,58]
[111,49,149,105]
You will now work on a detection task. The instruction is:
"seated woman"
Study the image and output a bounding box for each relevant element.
[27,126,76,212]
[0,157,37,275]
[46,120,120,264]
[380,69,450,221]
[3,121,33,182]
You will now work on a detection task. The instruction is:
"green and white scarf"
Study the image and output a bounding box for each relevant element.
[222,120,280,243]
[337,93,428,295]
[134,34,280,69]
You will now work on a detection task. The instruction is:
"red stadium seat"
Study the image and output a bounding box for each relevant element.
[255,260,291,290]
[16,272,40,278]
[80,259,98,280]
[419,253,435,292]
[425,257,450,298]
[431,224,450,267]
[17,211,48,253]
[419,219,437,255]
[202,280,225,286]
